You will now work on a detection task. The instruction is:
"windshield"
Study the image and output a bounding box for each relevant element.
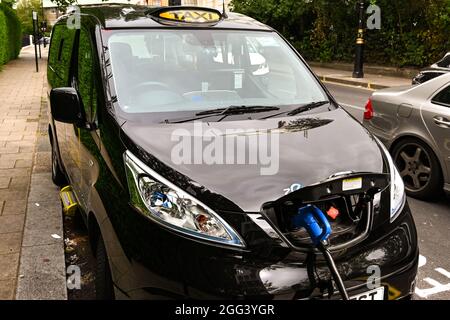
[106,29,328,114]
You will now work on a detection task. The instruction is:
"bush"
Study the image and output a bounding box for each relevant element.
[0,3,22,67]
[0,9,7,65]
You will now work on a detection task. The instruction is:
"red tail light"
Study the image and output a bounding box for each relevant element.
[364,99,374,120]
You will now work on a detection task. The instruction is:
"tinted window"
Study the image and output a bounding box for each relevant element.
[48,25,61,66]
[48,23,76,88]
[437,54,450,68]
[107,30,328,113]
[432,85,450,107]
[422,72,440,82]
[77,28,97,122]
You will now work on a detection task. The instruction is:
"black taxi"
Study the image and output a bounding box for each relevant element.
[47,4,418,300]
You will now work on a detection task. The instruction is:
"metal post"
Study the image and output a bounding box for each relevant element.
[43,24,46,48]
[40,21,47,48]
[37,15,42,59]
[41,0,46,48]
[352,0,365,78]
[32,11,39,72]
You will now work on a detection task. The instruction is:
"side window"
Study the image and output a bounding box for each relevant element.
[48,23,76,88]
[48,25,61,66]
[48,24,62,88]
[437,55,450,68]
[432,86,450,107]
[77,28,98,122]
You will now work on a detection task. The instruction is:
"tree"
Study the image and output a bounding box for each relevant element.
[230,0,450,67]
[49,0,76,10]
[15,0,44,35]
[0,0,17,8]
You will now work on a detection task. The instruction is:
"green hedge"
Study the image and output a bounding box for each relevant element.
[231,0,450,68]
[0,3,22,66]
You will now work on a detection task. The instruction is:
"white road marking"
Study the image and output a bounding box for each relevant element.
[419,254,427,268]
[415,254,450,298]
[416,280,450,298]
[436,268,450,278]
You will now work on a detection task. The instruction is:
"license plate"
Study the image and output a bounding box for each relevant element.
[349,287,385,300]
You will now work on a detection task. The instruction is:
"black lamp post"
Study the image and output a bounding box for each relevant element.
[40,21,47,47]
[32,11,39,72]
[352,0,365,78]
[40,0,46,47]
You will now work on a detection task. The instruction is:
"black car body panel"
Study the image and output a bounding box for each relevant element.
[46,5,419,300]
[120,108,383,213]
[82,4,272,30]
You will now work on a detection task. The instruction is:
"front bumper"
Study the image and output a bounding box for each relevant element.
[114,203,418,300]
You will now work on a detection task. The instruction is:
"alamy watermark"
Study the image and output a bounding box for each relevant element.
[67,5,81,30]
[366,265,381,289]
[170,122,280,176]
[367,4,381,30]
[67,265,81,290]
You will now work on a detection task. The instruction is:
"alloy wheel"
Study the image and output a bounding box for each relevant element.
[394,143,432,193]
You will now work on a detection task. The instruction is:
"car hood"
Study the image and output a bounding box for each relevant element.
[121,108,384,212]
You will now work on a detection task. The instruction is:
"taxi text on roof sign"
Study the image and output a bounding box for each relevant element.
[156,8,222,24]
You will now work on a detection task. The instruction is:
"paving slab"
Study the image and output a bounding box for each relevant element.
[15,244,67,300]
[0,279,15,299]
[0,46,67,299]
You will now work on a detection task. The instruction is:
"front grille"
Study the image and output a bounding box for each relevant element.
[260,173,389,252]
[262,193,373,250]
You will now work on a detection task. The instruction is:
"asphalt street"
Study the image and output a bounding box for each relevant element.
[326,82,450,300]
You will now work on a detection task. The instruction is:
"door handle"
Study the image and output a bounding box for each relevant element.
[434,116,450,127]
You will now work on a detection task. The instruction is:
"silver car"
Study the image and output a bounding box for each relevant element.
[412,52,450,85]
[364,73,450,200]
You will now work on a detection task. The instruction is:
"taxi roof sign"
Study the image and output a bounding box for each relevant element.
[149,6,223,25]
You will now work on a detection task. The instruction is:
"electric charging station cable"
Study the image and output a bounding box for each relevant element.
[318,241,349,300]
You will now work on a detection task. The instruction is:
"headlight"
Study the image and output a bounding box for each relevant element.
[124,151,245,248]
[375,138,406,222]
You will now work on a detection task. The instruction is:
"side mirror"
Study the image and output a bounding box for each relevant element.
[50,88,85,126]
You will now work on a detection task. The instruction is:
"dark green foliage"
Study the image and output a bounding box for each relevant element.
[231,0,450,67]
[47,22,76,88]
[0,3,22,66]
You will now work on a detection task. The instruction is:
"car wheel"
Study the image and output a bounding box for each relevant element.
[95,234,115,300]
[392,138,442,200]
[51,140,67,186]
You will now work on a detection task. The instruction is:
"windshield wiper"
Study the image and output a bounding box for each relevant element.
[196,105,280,117]
[164,105,280,124]
[286,101,330,116]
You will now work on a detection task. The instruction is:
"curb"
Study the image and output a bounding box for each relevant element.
[15,89,67,300]
[308,61,419,79]
[317,75,389,90]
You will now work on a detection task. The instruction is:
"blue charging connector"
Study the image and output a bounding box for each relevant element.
[292,205,332,246]
[292,204,349,300]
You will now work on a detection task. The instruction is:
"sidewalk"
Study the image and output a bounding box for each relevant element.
[0,46,66,299]
[311,66,412,89]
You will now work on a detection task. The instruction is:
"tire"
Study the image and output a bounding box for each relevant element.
[95,234,115,300]
[392,138,443,200]
[51,139,67,186]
